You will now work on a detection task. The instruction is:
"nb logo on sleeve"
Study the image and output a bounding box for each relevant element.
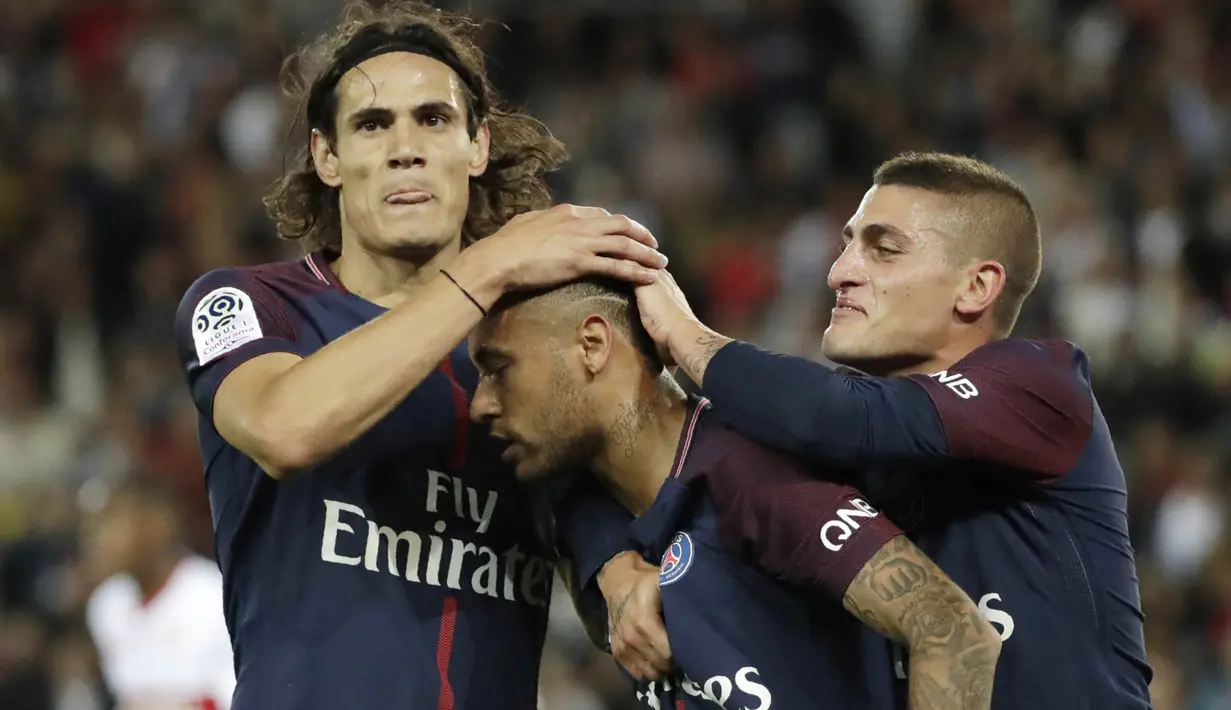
[929,370,979,399]
[820,498,880,551]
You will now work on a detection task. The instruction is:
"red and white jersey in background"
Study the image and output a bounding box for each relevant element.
[86,555,235,710]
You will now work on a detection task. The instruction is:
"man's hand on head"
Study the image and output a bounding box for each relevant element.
[597,551,672,681]
[635,270,731,384]
[449,204,668,309]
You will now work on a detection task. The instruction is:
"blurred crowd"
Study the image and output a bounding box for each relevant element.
[0,0,1229,708]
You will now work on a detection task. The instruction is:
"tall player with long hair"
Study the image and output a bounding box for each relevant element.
[174,3,668,708]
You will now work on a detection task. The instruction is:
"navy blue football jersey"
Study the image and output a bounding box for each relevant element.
[625,399,902,710]
[704,338,1153,710]
[174,251,629,710]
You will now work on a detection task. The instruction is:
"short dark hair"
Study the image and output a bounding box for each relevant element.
[265,0,567,253]
[873,152,1042,337]
[494,278,662,370]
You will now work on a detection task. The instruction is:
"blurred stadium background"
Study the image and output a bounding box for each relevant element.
[0,0,1228,707]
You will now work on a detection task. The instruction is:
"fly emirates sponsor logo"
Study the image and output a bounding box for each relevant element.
[318,470,552,606]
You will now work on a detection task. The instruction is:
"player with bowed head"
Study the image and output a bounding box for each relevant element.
[173,3,670,708]
[467,276,1001,710]
[628,152,1153,709]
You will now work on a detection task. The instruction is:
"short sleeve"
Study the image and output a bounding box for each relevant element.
[175,268,313,418]
[701,436,902,601]
[904,339,1094,481]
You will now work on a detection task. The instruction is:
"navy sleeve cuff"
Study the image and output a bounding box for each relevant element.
[562,490,636,590]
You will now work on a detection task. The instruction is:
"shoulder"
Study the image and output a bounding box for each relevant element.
[175,259,328,361]
[942,338,1089,387]
[166,557,226,614]
[86,574,139,631]
[685,420,860,506]
[177,259,326,316]
[908,338,1092,408]
[907,339,1095,478]
[177,555,224,588]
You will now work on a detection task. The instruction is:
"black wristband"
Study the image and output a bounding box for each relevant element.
[440,270,487,316]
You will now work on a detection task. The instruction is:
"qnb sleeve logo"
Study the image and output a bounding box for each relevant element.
[191,287,264,365]
[659,532,695,586]
[928,369,980,399]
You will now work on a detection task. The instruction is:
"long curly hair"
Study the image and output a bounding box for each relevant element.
[264,1,568,252]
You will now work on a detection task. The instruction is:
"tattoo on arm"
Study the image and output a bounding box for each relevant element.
[680,333,732,385]
[843,536,1002,710]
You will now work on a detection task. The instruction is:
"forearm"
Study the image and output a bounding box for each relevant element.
[669,322,732,385]
[249,263,501,470]
[907,639,998,710]
[699,340,948,465]
[843,537,1000,710]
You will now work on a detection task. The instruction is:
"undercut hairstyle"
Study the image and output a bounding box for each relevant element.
[495,278,663,371]
[873,152,1042,337]
[265,0,568,253]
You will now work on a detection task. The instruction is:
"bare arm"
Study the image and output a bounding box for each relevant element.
[211,206,665,478]
[843,536,1001,710]
[214,274,490,477]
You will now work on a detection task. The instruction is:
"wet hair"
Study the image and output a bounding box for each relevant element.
[264,0,567,253]
[874,152,1042,337]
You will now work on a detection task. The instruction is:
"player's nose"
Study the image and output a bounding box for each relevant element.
[470,385,500,424]
[387,121,427,169]
[827,241,866,292]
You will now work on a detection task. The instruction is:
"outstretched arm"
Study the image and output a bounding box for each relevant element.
[636,271,1091,480]
[843,536,1001,710]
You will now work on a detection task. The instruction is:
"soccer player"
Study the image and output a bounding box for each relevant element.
[84,480,235,709]
[468,278,1002,710]
[632,152,1152,709]
[172,3,669,708]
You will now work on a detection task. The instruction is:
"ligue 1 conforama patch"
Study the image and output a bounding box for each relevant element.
[659,532,695,586]
[192,287,263,365]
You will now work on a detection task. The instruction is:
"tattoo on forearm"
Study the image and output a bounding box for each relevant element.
[681,333,732,384]
[844,537,1000,710]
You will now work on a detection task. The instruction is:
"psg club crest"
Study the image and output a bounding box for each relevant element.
[658,532,694,587]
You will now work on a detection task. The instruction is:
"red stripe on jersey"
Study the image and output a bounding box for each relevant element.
[436,596,459,710]
[439,357,470,470]
[304,253,329,284]
[675,700,686,710]
[670,398,710,478]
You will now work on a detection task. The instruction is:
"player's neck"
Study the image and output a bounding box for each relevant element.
[870,336,990,377]
[332,237,462,308]
[590,374,689,517]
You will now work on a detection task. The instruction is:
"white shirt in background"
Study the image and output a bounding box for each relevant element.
[86,555,235,710]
